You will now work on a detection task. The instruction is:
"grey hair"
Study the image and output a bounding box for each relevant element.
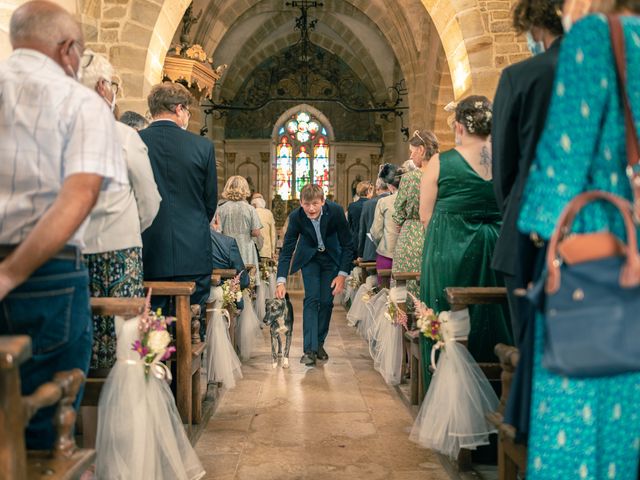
[10,1,81,47]
[251,197,266,209]
[80,50,114,90]
[119,111,148,130]
[375,178,388,190]
[402,159,417,172]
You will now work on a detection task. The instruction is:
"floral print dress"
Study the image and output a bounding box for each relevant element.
[518,15,640,479]
[392,169,424,304]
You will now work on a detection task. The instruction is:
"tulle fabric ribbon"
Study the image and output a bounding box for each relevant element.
[429,309,470,371]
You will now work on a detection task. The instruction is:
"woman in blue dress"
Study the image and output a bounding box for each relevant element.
[518,4,640,478]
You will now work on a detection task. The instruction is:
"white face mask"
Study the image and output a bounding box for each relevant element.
[109,92,116,113]
[526,31,545,55]
[181,121,189,131]
[561,15,573,32]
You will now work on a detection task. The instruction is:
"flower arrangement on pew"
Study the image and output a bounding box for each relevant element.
[132,298,176,381]
[245,269,257,301]
[260,261,272,285]
[385,300,408,330]
[222,274,243,317]
[408,292,442,342]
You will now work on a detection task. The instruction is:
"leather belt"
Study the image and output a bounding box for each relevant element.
[0,245,81,261]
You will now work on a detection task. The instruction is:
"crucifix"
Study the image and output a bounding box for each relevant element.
[286,0,324,96]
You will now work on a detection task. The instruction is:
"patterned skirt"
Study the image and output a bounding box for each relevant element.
[84,247,144,369]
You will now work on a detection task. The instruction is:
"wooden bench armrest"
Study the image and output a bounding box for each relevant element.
[144,281,196,296]
[90,298,146,317]
[212,269,237,278]
[392,272,420,282]
[445,287,508,307]
[358,261,377,269]
[495,343,520,368]
[0,336,31,369]
[377,269,392,278]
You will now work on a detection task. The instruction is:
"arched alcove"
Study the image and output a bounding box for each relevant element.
[271,104,336,202]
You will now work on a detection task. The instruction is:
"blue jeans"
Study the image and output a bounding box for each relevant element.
[0,258,92,450]
[301,251,338,353]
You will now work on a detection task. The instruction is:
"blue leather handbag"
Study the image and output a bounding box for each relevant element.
[539,191,640,377]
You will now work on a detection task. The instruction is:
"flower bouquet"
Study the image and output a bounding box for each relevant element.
[131,300,176,381]
[245,269,257,301]
[222,274,243,317]
[385,300,408,329]
[408,292,442,342]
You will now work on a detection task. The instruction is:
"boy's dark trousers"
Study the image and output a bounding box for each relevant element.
[300,250,338,354]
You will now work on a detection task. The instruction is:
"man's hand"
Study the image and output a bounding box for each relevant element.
[331,275,346,296]
[276,282,287,299]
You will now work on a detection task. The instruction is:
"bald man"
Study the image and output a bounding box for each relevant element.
[0,0,127,449]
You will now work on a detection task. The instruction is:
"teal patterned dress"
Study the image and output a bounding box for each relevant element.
[518,15,640,479]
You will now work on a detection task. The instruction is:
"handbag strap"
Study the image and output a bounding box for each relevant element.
[546,190,640,293]
[608,15,640,217]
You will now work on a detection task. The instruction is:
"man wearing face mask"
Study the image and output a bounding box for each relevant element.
[139,83,218,325]
[490,0,563,443]
[0,0,127,449]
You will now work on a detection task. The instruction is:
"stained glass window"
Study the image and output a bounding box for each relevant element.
[313,138,330,195]
[295,147,311,196]
[275,110,330,199]
[276,137,293,199]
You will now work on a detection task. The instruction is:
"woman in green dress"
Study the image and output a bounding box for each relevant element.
[392,130,439,310]
[419,96,512,392]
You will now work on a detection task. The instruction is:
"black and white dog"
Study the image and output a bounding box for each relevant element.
[262,295,294,368]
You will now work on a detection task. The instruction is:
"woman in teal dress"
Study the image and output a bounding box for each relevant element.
[518,8,640,478]
[418,96,513,393]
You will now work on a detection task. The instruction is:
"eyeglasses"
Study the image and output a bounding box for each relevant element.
[59,40,93,68]
[412,130,426,145]
[180,104,191,119]
[103,79,119,95]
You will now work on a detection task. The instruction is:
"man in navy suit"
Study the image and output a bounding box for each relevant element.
[210,228,249,290]
[140,83,218,319]
[276,184,354,366]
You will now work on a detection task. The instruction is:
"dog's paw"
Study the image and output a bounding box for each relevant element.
[272,362,278,369]
[282,358,289,369]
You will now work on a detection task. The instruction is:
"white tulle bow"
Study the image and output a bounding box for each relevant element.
[430,308,471,371]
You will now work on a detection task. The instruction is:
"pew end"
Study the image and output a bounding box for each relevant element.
[1,335,94,480]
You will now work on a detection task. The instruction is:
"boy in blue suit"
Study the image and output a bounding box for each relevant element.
[276,184,354,366]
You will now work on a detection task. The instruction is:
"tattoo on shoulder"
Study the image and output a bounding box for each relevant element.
[480,146,492,175]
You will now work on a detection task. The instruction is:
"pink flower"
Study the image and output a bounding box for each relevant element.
[161,346,176,361]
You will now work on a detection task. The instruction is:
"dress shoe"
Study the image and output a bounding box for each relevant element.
[317,345,329,361]
[300,352,316,366]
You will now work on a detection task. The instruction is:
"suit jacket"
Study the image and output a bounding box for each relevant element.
[210,229,249,289]
[347,197,367,241]
[491,39,561,276]
[277,200,354,278]
[140,121,218,277]
[358,193,388,260]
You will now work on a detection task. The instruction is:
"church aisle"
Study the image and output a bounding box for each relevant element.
[195,293,451,479]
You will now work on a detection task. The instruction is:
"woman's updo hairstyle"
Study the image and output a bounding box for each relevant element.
[455,95,492,137]
[408,130,439,159]
[379,163,401,189]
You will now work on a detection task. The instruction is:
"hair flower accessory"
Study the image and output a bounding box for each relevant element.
[132,291,176,382]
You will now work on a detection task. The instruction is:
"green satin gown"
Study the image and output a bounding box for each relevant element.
[419,149,513,393]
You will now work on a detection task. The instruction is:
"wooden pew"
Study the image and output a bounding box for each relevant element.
[377,268,392,290]
[444,286,508,472]
[487,344,526,480]
[355,260,377,286]
[1,335,94,480]
[393,272,422,405]
[143,282,203,429]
